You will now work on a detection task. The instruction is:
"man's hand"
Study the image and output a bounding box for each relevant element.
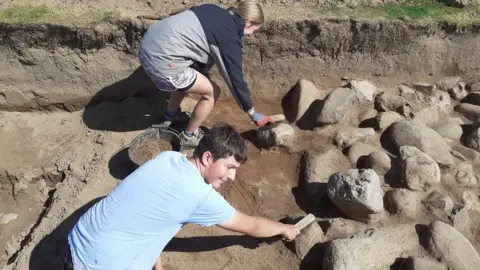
[249,112,275,127]
[281,224,300,242]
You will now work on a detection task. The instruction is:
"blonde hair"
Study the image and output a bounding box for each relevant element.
[230,0,264,25]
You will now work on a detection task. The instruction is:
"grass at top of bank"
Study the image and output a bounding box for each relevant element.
[0,0,479,26]
[267,0,480,25]
[0,3,119,26]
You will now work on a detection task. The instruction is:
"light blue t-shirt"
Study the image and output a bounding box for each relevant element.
[68,151,235,269]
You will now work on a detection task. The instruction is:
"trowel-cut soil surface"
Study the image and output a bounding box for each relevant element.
[0,96,310,270]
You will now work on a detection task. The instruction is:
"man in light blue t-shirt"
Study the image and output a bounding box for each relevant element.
[65,122,299,270]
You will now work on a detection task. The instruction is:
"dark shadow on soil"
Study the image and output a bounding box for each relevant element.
[29,197,104,270]
[82,66,170,132]
[299,242,326,270]
[109,146,136,180]
[164,235,270,253]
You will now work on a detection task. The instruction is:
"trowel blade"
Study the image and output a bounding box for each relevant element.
[294,214,316,231]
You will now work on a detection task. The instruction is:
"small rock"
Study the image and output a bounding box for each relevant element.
[257,123,296,148]
[350,80,377,102]
[301,147,350,202]
[452,207,480,252]
[285,79,324,124]
[454,103,480,121]
[428,90,451,113]
[403,257,447,270]
[434,123,463,140]
[322,218,369,240]
[376,111,403,132]
[327,169,384,222]
[390,119,454,165]
[399,84,419,101]
[462,190,480,211]
[358,108,378,123]
[384,189,422,220]
[400,146,441,191]
[466,79,480,92]
[294,221,325,259]
[374,92,409,112]
[463,123,480,152]
[413,91,452,127]
[422,191,454,221]
[0,213,18,225]
[427,220,480,270]
[413,82,436,95]
[452,145,480,163]
[323,224,423,270]
[451,150,467,161]
[461,92,480,105]
[365,151,391,175]
[347,143,378,165]
[13,180,28,196]
[453,163,478,187]
[334,127,376,149]
[316,87,356,126]
[436,76,467,100]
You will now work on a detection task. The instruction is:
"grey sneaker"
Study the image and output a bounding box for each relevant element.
[180,129,205,148]
[158,110,191,128]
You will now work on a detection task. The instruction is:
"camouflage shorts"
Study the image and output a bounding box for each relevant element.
[139,51,210,92]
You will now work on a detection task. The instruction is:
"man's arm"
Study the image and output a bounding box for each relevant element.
[217,210,299,240]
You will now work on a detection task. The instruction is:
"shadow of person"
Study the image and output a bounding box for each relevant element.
[29,197,104,270]
[82,66,170,132]
[164,234,272,253]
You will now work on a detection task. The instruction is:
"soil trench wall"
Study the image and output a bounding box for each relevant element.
[1,19,480,112]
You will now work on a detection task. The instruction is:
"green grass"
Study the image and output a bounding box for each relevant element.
[267,0,480,25]
[0,4,120,25]
[0,0,479,26]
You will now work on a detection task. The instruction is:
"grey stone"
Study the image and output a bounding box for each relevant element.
[413,82,436,95]
[384,189,422,220]
[327,169,384,222]
[403,257,447,270]
[358,108,378,122]
[334,127,376,149]
[365,151,391,175]
[453,163,478,187]
[466,79,480,92]
[400,146,441,191]
[350,80,377,102]
[422,191,454,221]
[286,79,324,123]
[257,123,296,148]
[463,123,480,152]
[322,218,369,240]
[436,76,467,100]
[294,221,325,259]
[390,119,454,165]
[323,224,423,270]
[0,213,18,225]
[347,143,378,165]
[376,111,403,132]
[434,123,463,140]
[453,145,480,163]
[316,87,356,126]
[454,103,480,121]
[427,221,480,270]
[374,92,409,112]
[301,147,350,202]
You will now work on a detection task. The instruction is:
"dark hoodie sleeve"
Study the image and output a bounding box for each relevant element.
[209,39,254,112]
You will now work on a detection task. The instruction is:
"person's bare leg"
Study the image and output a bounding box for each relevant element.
[153,255,164,270]
[166,91,188,112]
[184,72,221,133]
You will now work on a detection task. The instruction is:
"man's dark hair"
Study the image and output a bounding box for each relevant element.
[193,122,247,164]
